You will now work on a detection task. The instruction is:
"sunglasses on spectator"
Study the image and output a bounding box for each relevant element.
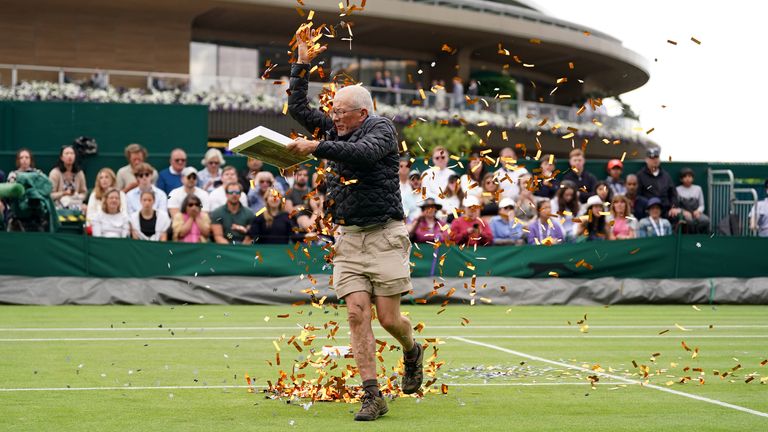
[226,190,241,195]
[503,205,514,210]
[434,156,446,160]
[208,161,220,165]
[135,172,151,178]
[259,180,273,184]
[174,158,187,163]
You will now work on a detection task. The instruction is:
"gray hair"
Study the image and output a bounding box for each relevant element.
[201,148,225,166]
[337,84,374,115]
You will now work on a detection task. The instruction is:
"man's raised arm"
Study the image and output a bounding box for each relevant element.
[287,25,333,136]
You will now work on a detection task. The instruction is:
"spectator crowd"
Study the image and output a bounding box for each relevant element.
[2,141,765,247]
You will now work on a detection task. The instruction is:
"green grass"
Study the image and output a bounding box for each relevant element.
[0,304,766,431]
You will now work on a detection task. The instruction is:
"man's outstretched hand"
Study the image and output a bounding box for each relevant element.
[295,24,327,64]
[287,138,319,156]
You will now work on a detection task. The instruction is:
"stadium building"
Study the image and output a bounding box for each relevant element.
[1,0,653,158]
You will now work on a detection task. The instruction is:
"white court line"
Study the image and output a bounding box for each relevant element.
[1,325,766,332]
[453,336,768,419]
[1,334,766,342]
[0,382,626,393]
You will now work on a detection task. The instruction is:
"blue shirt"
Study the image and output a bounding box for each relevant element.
[125,186,169,215]
[637,217,672,237]
[156,168,182,195]
[489,215,524,244]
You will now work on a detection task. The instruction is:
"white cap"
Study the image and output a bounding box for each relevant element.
[463,195,481,208]
[586,194,604,208]
[181,166,198,177]
[498,197,516,209]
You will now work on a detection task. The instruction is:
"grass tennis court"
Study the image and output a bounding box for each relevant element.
[1,304,766,431]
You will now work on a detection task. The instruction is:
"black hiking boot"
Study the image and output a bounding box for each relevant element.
[401,342,423,394]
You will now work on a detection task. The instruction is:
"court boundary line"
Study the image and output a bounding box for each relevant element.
[1,334,766,342]
[1,325,766,332]
[0,382,629,392]
[452,336,768,419]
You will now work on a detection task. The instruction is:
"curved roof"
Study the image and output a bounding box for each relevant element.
[193,0,650,101]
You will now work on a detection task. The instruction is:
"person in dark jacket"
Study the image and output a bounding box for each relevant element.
[285,24,422,422]
[635,147,680,219]
[561,148,597,204]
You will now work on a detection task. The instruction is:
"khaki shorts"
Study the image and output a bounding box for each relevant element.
[333,219,413,299]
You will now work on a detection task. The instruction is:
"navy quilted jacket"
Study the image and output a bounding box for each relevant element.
[288,64,404,226]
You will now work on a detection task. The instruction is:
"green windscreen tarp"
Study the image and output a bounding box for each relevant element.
[0,232,764,279]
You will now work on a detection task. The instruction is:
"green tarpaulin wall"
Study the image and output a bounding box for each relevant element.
[1,232,764,279]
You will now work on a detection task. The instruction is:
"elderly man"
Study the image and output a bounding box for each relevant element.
[156,148,187,195]
[285,25,422,422]
[635,148,679,219]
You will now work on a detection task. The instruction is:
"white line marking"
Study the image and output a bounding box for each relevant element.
[0,382,627,392]
[452,336,768,419]
[1,335,766,342]
[0,325,765,332]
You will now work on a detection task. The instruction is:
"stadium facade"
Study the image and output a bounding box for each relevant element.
[1,0,653,157]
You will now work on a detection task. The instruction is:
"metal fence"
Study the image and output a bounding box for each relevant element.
[708,169,759,236]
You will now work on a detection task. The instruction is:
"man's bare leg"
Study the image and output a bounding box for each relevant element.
[344,291,377,382]
[374,294,415,351]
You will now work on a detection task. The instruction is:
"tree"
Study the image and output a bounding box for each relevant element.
[400,121,476,158]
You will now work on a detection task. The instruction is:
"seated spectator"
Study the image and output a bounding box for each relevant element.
[211,182,254,244]
[49,145,87,210]
[87,168,128,222]
[636,147,680,219]
[130,190,170,241]
[209,166,248,209]
[514,174,537,224]
[244,188,293,244]
[637,197,672,237]
[459,152,485,200]
[610,195,636,239]
[125,163,168,215]
[575,195,613,241]
[294,191,329,244]
[285,167,311,207]
[247,171,279,213]
[408,198,447,243]
[422,146,456,199]
[398,158,420,222]
[527,200,565,245]
[749,179,768,237]
[625,174,648,220]
[605,159,626,196]
[561,148,597,204]
[533,154,559,199]
[198,148,225,193]
[168,167,210,217]
[91,188,130,238]
[438,174,462,221]
[171,194,211,243]
[239,157,263,194]
[494,147,524,200]
[116,143,157,193]
[676,168,710,234]
[551,181,580,243]
[409,168,422,195]
[7,148,43,183]
[479,172,500,217]
[489,198,525,245]
[449,196,493,246]
[594,181,614,208]
[156,148,187,195]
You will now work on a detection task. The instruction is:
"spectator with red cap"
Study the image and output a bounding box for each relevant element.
[605,159,626,196]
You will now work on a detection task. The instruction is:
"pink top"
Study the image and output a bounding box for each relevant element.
[613,217,631,238]
[181,214,202,243]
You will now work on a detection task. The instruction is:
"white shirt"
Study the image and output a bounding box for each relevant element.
[91,212,131,238]
[399,181,421,221]
[125,186,168,215]
[86,190,128,222]
[749,198,768,237]
[209,186,248,211]
[421,166,456,199]
[494,167,527,200]
[168,186,211,212]
[129,210,171,241]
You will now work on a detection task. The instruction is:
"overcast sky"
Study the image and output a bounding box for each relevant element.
[542,0,765,162]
